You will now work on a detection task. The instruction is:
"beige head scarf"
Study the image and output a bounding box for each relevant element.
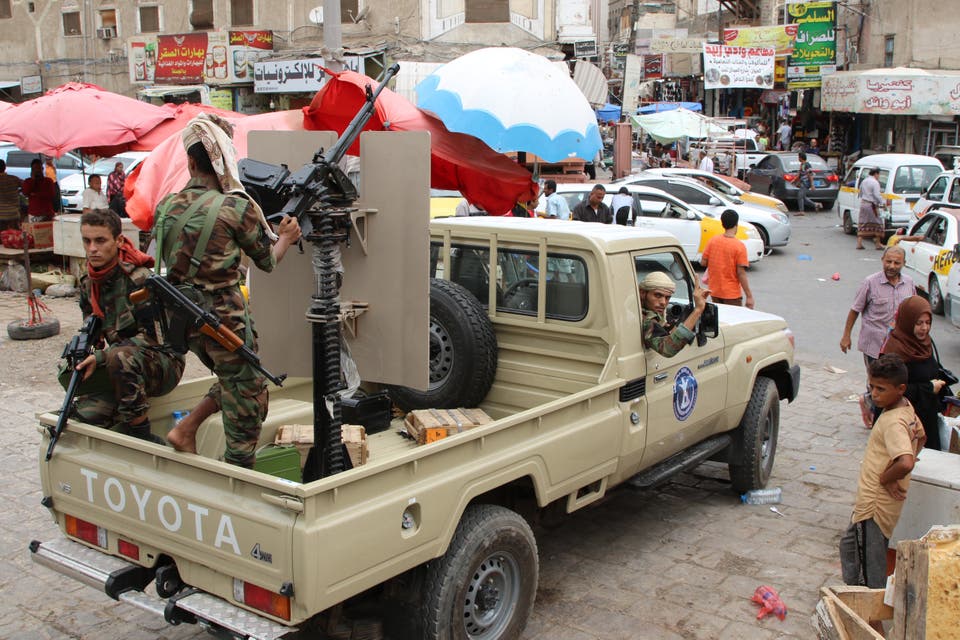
[639,271,677,293]
[181,113,277,241]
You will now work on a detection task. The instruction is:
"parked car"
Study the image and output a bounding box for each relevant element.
[58,152,149,211]
[554,182,764,263]
[429,189,463,218]
[910,168,960,224]
[746,152,839,210]
[690,137,765,179]
[618,174,791,250]
[838,154,943,234]
[632,167,789,214]
[0,143,86,182]
[898,207,960,314]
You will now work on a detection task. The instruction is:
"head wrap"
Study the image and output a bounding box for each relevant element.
[639,271,676,293]
[181,113,277,241]
[881,295,933,362]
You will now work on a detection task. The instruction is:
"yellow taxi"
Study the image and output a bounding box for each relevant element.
[430,189,463,218]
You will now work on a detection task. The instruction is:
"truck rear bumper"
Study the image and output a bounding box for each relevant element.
[30,537,296,640]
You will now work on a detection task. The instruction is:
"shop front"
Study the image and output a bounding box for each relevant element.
[127,29,275,113]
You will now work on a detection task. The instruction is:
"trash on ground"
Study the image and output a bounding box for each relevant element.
[797,254,813,261]
[752,585,787,620]
[824,365,847,374]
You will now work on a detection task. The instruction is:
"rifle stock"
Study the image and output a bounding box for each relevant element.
[46,315,102,461]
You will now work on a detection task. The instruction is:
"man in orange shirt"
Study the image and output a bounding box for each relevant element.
[700,210,754,308]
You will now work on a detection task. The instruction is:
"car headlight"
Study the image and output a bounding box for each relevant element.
[773,213,788,224]
[776,202,788,213]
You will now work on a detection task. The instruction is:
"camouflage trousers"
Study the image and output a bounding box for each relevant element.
[73,341,185,431]
[189,286,267,469]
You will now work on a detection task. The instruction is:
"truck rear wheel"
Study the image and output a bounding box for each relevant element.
[728,376,779,493]
[387,278,497,411]
[422,504,538,640]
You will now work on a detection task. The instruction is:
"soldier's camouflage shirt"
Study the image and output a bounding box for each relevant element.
[641,308,695,358]
[154,179,275,291]
[79,263,167,363]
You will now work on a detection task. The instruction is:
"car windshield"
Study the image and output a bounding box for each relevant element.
[781,155,829,171]
[891,165,941,194]
[430,189,461,198]
[88,156,140,173]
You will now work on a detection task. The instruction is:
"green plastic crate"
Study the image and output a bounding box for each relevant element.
[253,445,302,483]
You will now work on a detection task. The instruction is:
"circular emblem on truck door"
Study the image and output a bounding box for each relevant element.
[673,367,698,421]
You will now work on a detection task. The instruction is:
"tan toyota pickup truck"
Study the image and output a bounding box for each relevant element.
[31,216,799,640]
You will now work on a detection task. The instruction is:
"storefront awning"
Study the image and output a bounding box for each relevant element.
[0,80,20,89]
[821,67,960,116]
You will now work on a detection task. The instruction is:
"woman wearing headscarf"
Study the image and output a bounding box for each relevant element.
[880,295,947,450]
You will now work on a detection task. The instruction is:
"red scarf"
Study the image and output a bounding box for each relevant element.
[87,236,154,318]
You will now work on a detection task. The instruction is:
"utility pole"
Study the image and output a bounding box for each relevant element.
[323,0,343,72]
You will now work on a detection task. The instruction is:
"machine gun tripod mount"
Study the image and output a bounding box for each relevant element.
[238,63,400,482]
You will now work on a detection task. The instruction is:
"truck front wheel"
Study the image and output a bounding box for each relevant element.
[728,376,780,493]
[422,504,538,640]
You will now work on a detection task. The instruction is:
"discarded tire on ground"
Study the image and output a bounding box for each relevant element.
[7,317,60,341]
[387,278,497,411]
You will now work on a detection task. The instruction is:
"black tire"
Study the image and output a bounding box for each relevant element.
[755,225,770,252]
[842,210,855,235]
[822,199,836,210]
[387,279,497,411]
[728,376,779,493]
[7,317,60,340]
[422,504,538,640]
[929,275,945,315]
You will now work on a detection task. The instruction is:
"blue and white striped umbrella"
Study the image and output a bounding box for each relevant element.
[416,47,603,163]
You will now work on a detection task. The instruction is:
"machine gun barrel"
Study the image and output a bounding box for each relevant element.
[46,315,102,461]
[322,62,400,165]
[130,275,287,387]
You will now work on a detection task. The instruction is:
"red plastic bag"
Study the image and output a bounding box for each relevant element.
[751,585,787,620]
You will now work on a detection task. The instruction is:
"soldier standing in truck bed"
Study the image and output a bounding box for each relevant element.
[153,113,300,468]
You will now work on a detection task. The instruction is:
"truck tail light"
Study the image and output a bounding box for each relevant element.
[783,173,798,182]
[233,579,291,621]
[784,329,795,349]
[826,173,839,182]
[118,539,140,561]
[65,515,107,548]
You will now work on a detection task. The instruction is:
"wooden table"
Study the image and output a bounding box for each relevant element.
[0,246,55,261]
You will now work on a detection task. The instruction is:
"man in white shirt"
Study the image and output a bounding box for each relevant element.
[81,175,109,213]
[454,198,484,216]
[610,186,634,225]
[698,150,714,174]
[543,180,571,220]
[777,121,792,150]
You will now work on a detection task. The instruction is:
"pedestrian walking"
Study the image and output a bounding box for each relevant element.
[796,151,822,213]
[777,120,792,151]
[857,167,885,250]
[543,180,570,220]
[700,210,754,308]
[572,184,612,223]
[840,245,916,426]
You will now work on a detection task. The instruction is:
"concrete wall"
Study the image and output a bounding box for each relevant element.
[846,0,960,71]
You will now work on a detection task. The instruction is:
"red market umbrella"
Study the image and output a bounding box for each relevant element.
[0,82,173,158]
[87,102,242,158]
[304,69,537,215]
[124,109,303,229]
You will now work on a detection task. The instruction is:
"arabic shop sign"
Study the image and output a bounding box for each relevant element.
[131,31,274,85]
[702,45,776,90]
[155,33,208,83]
[723,25,798,56]
[254,59,328,93]
[787,1,836,89]
[821,71,960,115]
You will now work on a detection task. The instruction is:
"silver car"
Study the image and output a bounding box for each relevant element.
[618,175,791,250]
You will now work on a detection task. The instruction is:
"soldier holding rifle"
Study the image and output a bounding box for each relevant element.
[154,114,300,468]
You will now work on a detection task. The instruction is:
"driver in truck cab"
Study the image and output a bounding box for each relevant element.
[639,271,709,357]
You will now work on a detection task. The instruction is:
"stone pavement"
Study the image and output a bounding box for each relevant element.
[0,291,869,639]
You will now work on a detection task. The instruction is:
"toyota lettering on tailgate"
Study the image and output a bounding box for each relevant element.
[78,468,241,555]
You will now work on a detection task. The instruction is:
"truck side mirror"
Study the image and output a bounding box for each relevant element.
[699,302,719,342]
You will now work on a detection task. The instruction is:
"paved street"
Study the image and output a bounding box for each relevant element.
[0,208,956,639]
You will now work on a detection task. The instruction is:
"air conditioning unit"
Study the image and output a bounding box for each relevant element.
[96,26,117,40]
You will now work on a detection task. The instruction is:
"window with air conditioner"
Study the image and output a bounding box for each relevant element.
[139,5,160,33]
[231,0,253,26]
[62,11,81,36]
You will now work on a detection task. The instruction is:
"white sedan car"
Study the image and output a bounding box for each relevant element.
[59,152,149,211]
[555,183,764,264]
[898,207,960,314]
[617,174,791,251]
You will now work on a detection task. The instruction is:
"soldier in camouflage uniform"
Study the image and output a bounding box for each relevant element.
[639,271,708,358]
[73,209,184,442]
[154,114,300,468]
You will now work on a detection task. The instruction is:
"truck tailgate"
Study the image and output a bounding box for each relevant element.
[36,417,301,623]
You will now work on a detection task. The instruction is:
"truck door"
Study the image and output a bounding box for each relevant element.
[633,250,727,467]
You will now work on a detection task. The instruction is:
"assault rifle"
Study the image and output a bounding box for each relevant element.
[237,62,401,228]
[46,315,102,461]
[129,275,286,387]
